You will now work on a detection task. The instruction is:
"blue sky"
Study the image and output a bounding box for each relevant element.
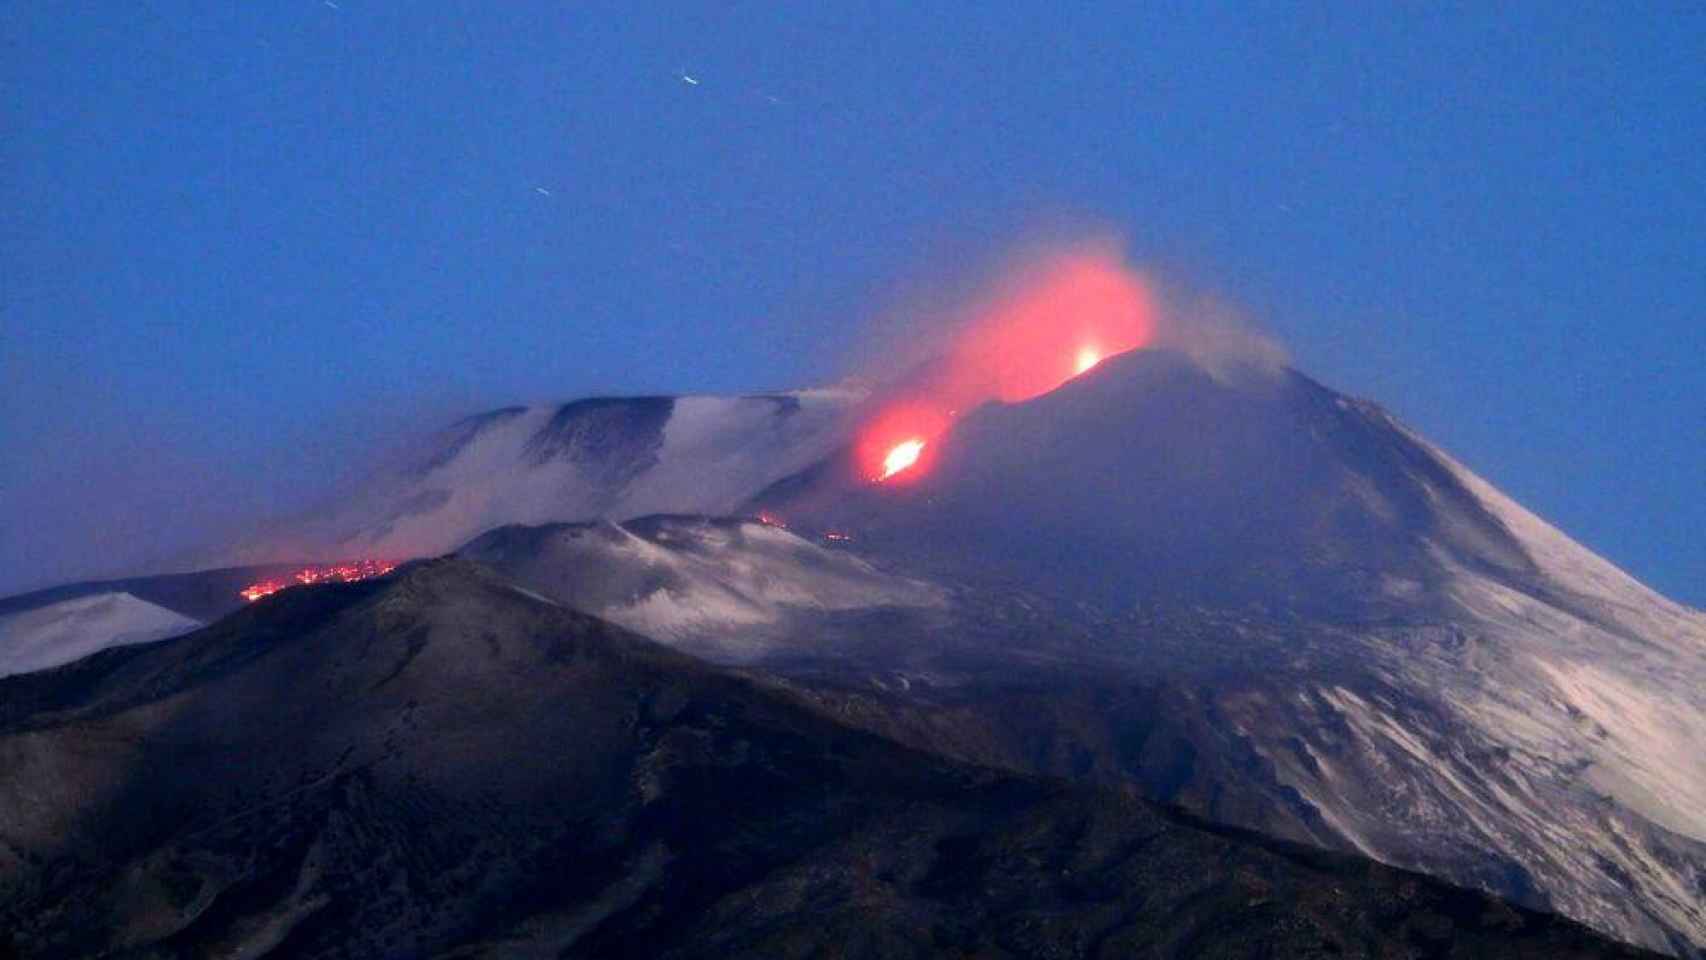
[2,2,1702,604]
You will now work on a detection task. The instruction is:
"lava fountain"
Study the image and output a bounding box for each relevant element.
[857,402,950,483]
[879,438,926,481]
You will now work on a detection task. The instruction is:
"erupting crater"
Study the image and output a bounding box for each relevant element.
[856,246,1156,486]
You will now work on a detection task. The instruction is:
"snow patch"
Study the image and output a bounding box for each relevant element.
[0,592,203,678]
[239,390,865,568]
[1532,658,1706,843]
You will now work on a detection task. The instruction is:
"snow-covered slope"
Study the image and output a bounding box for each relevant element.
[460,515,942,662]
[1429,432,1706,839]
[230,390,866,566]
[1343,439,1706,951]
[0,592,202,678]
[1422,431,1706,649]
[1216,572,1706,955]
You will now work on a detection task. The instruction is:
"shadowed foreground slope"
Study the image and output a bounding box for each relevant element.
[0,561,1656,958]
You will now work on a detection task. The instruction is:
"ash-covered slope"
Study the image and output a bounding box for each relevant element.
[459,514,942,662]
[229,389,865,566]
[738,349,1706,955]
[0,561,1654,959]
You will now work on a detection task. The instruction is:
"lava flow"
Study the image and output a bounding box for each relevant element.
[239,559,398,602]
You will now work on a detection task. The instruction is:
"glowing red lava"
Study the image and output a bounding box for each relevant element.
[854,246,1156,486]
[943,250,1157,404]
[239,560,398,602]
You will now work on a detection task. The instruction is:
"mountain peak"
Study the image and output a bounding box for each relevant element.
[758,349,1537,616]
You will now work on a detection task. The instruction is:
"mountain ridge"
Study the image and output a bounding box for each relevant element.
[0,559,1661,959]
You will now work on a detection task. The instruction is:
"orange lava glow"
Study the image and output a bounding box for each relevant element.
[239,559,398,602]
[943,250,1157,404]
[855,246,1156,485]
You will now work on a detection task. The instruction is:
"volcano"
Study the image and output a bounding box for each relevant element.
[428,350,1706,954]
[5,346,1703,955]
